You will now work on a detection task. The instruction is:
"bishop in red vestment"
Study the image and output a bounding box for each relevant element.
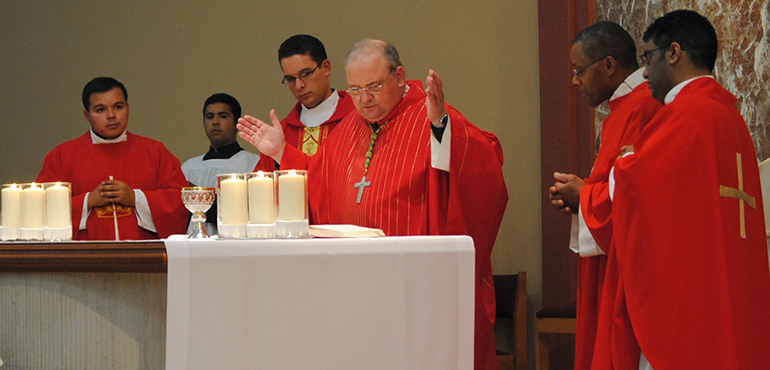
[239,39,508,370]
[594,11,770,369]
[36,77,188,240]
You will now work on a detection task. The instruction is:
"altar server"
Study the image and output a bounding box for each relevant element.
[37,77,188,240]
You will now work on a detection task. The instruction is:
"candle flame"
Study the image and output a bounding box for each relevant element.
[257,171,264,177]
[56,181,61,187]
[289,170,297,176]
[231,173,238,180]
[31,182,37,189]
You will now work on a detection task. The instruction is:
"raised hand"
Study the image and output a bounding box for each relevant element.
[425,69,447,125]
[237,109,287,163]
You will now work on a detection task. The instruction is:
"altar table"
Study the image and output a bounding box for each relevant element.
[164,235,475,370]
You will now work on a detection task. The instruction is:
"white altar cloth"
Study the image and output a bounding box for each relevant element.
[164,235,475,370]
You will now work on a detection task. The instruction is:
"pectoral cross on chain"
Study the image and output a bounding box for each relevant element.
[354,175,371,204]
[718,152,757,239]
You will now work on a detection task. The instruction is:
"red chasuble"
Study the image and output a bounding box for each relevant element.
[253,91,355,172]
[36,131,189,240]
[597,77,770,369]
[575,82,661,370]
[281,81,508,370]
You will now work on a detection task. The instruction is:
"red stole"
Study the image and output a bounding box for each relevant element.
[282,80,508,370]
[598,78,770,369]
[36,131,189,240]
[575,82,661,370]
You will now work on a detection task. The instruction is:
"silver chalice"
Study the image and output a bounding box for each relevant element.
[181,187,216,239]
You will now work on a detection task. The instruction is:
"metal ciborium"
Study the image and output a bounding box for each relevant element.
[181,187,216,239]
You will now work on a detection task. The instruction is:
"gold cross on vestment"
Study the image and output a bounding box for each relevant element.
[718,152,757,239]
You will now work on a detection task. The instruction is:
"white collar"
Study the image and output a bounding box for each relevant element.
[609,68,646,101]
[91,129,128,144]
[300,90,340,128]
[664,75,714,105]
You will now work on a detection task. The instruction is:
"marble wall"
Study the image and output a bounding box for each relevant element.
[594,0,770,161]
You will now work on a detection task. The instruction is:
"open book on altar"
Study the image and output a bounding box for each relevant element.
[308,224,386,238]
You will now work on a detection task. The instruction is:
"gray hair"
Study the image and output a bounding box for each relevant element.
[345,39,403,71]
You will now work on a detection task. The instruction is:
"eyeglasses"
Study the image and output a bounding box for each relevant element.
[347,83,385,96]
[639,46,669,66]
[346,70,395,97]
[281,63,322,85]
[572,57,609,78]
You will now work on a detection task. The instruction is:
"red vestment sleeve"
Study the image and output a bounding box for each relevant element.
[141,147,190,239]
[429,105,508,370]
[579,83,661,253]
[36,145,87,240]
[277,144,312,170]
[253,156,279,172]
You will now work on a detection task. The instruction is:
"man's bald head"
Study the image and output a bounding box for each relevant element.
[345,39,403,72]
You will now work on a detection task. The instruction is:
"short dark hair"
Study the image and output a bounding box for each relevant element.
[573,21,638,71]
[82,77,127,111]
[643,9,718,72]
[203,93,241,121]
[278,34,328,65]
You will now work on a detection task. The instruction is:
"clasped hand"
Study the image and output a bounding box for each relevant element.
[549,172,585,214]
[88,180,135,209]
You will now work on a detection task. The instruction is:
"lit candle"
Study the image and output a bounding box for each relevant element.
[2,184,21,228]
[21,183,45,229]
[248,172,275,224]
[219,174,248,225]
[45,182,71,228]
[278,170,305,221]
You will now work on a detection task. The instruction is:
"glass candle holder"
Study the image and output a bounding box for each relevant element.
[274,170,308,238]
[217,173,248,238]
[20,182,45,241]
[43,182,72,241]
[1,183,22,241]
[246,171,276,238]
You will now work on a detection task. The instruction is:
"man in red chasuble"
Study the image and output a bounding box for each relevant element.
[253,34,355,172]
[36,77,188,240]
[594,10,770,370]
[548,21,661,370]
[238,39,508,370]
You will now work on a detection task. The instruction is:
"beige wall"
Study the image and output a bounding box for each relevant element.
[0,0,541,322]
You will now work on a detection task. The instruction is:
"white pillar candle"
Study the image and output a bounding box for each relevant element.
[45,182,71,228]
[2,184,21,228]
[248,172,275,224]
[21,183,45,229]
[219,174,248,225]
[278,171,306,221]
